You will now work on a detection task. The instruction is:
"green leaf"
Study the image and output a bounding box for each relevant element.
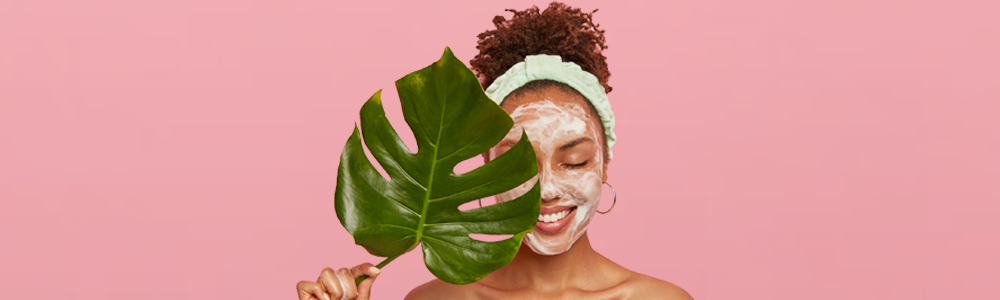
[335,47,541,285]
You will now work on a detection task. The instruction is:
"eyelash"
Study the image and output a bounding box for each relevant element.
[564,161,588,168]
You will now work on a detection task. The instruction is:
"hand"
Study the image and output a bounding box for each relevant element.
[297,263,381,300]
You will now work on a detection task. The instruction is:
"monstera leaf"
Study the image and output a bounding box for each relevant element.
[335,47,541,285]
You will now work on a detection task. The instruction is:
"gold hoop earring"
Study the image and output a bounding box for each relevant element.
[597,182,616,214]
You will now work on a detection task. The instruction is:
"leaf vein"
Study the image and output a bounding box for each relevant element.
[427,174,509,203]
[414,89,447,243]
[423,236,477,254]
[377,224,417,232]
[424,219,520,227]
[436,132,485,162]
[384,196,420,216]
[378,145,426,190]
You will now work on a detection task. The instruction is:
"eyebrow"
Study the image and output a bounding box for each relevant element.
[558,137,593,152]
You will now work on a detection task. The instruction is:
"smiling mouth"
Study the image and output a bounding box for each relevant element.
[535,206,577,233]
[538,207,575,223]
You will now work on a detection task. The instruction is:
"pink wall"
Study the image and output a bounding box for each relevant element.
[2,0,998,299]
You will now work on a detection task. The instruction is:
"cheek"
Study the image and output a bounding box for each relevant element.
[561,147,604,202]
[554,168,603,203]
[577,171,603,202]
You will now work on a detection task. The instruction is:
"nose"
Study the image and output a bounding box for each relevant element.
[538,165,562,202]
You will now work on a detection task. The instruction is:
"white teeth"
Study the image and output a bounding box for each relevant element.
[537,209,571,223]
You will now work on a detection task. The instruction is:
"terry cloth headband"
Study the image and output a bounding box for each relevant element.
[484,54,617,160]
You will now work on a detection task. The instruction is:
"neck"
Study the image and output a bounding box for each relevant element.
[481,232,603,291]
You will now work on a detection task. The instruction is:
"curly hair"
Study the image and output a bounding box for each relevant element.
[471,2,611,94]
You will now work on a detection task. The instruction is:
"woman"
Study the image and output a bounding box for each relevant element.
[298,3,693,299]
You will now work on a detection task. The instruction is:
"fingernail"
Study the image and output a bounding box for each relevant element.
[323,293,331,300]
[370,266,380,274]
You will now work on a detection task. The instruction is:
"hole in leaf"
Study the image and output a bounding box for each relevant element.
[497,175,538,201]
[469,233,514,242]
[457,175,537,212]
[458,198,498,211]
[360,133,390,181]
[379,85,418,155]
[453,154,485,175]
[356,85,422,182]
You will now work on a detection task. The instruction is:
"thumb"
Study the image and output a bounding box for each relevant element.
[350,263,381,299]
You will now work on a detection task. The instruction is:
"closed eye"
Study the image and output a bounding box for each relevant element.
[565,161,588,168]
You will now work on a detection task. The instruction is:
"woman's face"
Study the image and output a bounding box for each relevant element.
[487,86,607,256]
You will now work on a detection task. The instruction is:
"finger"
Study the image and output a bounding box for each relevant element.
[318,267,341,300]
[349,263,381,297]
[335,268,359,300]
[296,281,324,300]
[349,263,380,278]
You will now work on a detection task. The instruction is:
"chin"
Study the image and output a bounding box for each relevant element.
[524,233,573,255]
[523,225,585,255]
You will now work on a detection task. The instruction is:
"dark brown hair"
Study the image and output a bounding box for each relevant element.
[471,2,611,94]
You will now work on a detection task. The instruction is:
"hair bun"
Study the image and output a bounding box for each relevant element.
[471,2,611,94]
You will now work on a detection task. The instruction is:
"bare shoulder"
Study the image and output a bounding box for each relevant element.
[621,273,694,300]
[405,279,475,300]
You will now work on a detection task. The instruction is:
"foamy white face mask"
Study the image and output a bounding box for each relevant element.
[489,99,604,256]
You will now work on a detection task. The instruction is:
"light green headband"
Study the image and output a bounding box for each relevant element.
[484,54,617,160]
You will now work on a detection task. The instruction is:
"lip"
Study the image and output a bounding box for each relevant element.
[535,206,577,233]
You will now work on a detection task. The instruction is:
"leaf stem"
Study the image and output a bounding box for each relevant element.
[354,255,400,286]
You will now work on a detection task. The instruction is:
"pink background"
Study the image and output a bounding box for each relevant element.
[2,0,998,299]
